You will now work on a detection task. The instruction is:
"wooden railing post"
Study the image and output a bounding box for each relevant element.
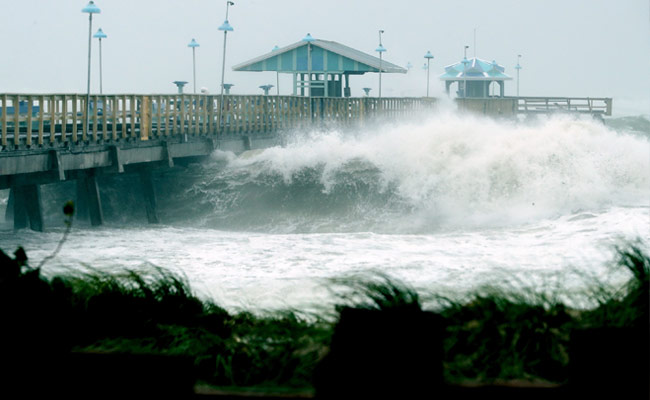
[13,95,20,146]
[141,96,151,141]
[1,94,7,146]
[26,96,33,147]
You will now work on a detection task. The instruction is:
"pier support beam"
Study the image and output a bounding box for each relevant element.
[76,172,104,226]
[11,185,44,232]
[139,170,159,224]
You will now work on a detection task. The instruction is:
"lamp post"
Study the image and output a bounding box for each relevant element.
[424,51,434,97]
[218,1,234,131]
[515,54,522,97]
[376,30,386,98]
[188,38,200,94]
[462,45,469,98]
[93,28,107,94]
[82,1,101,132]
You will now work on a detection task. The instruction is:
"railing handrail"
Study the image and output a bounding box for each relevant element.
[0,94,438,150]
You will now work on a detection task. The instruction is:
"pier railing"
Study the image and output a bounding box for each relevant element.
[515,96,612,115]
[0,94,436,149]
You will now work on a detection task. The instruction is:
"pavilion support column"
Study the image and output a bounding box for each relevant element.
[344,74,350,97]
[499,81,505,97]
[139,170,159,224]
[300,74,305,96]
[293,73,298,96]
[12,184,44,232]
[324,73,329,97]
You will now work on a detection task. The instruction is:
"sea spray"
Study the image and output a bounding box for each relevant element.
[186,112,650,233]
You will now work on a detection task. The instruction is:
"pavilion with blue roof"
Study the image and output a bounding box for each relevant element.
[232,36,406,98]
[440,57,511,98]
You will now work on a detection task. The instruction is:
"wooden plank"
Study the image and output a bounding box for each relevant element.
[13,95,20,145]
[156,95,162,138]
[180,94,186,135]
[39,96,46,145]
[101,96,108,140]
[61,95,67,142]
[92,95,99,142]
[48,96,56,143]
[72,95,78,142]
[193,95,199,136]
[130,95,136,139]
[165,96,171,136]
[141,96,150,141]
[1,94,7,146]
[122,95,128,139]
[173,95,180,135]
[25,96,33,146]
[202,95,208,135]
[111,96,118,141]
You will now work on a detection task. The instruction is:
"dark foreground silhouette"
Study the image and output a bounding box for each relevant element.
[0,245,648,398]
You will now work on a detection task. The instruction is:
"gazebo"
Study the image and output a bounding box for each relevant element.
[232,37,406,97]
[440,57,511,98]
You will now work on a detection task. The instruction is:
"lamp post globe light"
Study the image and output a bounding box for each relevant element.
[424,50,434,97]
[82,1,101,133]
[188,38,200,94]
[218,1,234,131]
[376,30,386,98]
[93,28,107,94]
[515,54,522,97]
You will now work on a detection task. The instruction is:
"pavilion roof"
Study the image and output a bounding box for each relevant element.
[233,39,406,74]
[439,57,512,81]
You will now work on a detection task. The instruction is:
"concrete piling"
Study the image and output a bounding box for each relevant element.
[139,170,159,224]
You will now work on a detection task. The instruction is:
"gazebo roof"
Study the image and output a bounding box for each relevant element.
[233,39,407,75]
[439,57,512,81]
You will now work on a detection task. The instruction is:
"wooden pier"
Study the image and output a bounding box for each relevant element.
[456,96,612,117]
[0,93,613,231]
[0,94,435,231]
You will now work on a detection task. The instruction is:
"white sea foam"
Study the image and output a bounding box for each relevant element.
[225,112,650,230]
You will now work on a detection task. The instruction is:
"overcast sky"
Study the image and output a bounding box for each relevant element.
[1,0,649,115]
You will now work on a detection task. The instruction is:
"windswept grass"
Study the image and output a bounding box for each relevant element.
[1,242,648,390]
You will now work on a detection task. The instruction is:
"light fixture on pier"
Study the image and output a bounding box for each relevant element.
[82,1,101,135]
[515,54,522,97]
[218,1,234,131]
[424,51,434,97]
[173,81,188,94]
[362,88,372,97]
[259,84,274,96]
[222,83,234,95]
[187,39,200,94]
[376,30,386,98]
[93,28,107,95]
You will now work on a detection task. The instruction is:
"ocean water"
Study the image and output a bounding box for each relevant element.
[1,111,649,313]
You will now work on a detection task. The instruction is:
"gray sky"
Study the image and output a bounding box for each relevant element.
[2,0,649,115]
